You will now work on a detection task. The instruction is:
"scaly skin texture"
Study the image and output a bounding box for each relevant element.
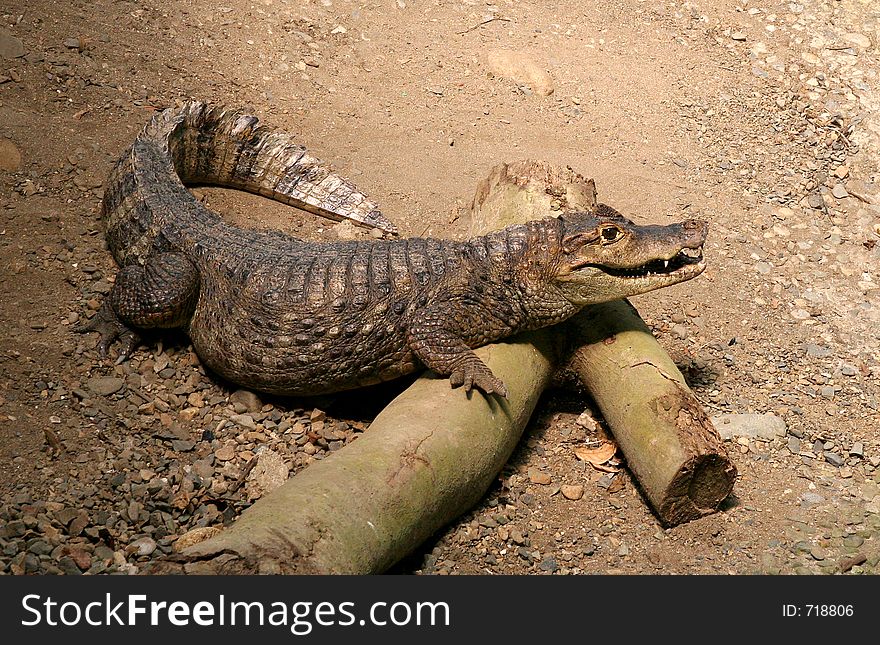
[78,102,708,398]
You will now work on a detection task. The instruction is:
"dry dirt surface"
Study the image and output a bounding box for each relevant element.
[1,0,880,575]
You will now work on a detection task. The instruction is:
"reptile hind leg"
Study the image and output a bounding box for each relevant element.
[74,301,142,358]
[75,252,200,358]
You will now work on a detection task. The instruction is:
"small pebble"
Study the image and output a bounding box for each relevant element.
[824,452,845,467]
[87,376,125,396]
[130,537,157,557]
[528,468,552,485]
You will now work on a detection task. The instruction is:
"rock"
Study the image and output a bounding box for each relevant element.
[538,556,557,572]
[66,547,92,571]
[527,468,552,485]
[0,138,21,171]
[127,500,142,523]
[229,389,262,413]
[54,507,83,527]
[843,535,864,548]
[173,526,222,552]
[824,452,845,467]
[831,184,849,199]
[72,174,103,191]
[560,484,584,500]
[804,343,831,358]
[230,413,257,430]
[57,556,83,575]
[850,442,864,457]
[575,411,598,431]
[130,536,157,557]
[333,220,359,240]
[27,539,52,556]
[801,492,824,505]
[0,28,25,59]
[486,49,554,96]
[215,444,236,461]
[68,514,88,536]
[87,376,125,396]
[246,450,289,499]
[843,33,871,49]
[710,413,786,441]
[730,31,747,41]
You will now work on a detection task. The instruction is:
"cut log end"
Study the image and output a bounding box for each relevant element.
[658,454,738,526]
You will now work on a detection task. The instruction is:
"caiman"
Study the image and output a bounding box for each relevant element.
[77,101,708,398]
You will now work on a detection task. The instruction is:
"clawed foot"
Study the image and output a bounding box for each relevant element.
[449,365,509,399]
[74,303,141,360]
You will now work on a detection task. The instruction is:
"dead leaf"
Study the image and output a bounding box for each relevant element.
[607,475,626,494]
[574,441,616,465]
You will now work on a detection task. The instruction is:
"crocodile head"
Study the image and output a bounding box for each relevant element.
[554,204,707,305]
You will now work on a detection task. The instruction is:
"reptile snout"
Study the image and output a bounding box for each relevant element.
[681,219,708,242]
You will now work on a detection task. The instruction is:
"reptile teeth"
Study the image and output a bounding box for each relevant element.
[593,246,704,279]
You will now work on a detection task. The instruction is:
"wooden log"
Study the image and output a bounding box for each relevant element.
[157,160,583,574]
[566,300,737,526]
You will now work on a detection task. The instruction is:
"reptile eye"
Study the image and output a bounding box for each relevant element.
[600,227,622,243]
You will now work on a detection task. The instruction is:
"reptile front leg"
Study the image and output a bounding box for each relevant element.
[406,310,510,398]
[76,251,200,358]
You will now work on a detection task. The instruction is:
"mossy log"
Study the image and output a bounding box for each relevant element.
[566,301,737,525]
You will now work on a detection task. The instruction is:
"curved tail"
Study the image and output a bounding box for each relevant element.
[101,101,396,264]
[158,102,394,233]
